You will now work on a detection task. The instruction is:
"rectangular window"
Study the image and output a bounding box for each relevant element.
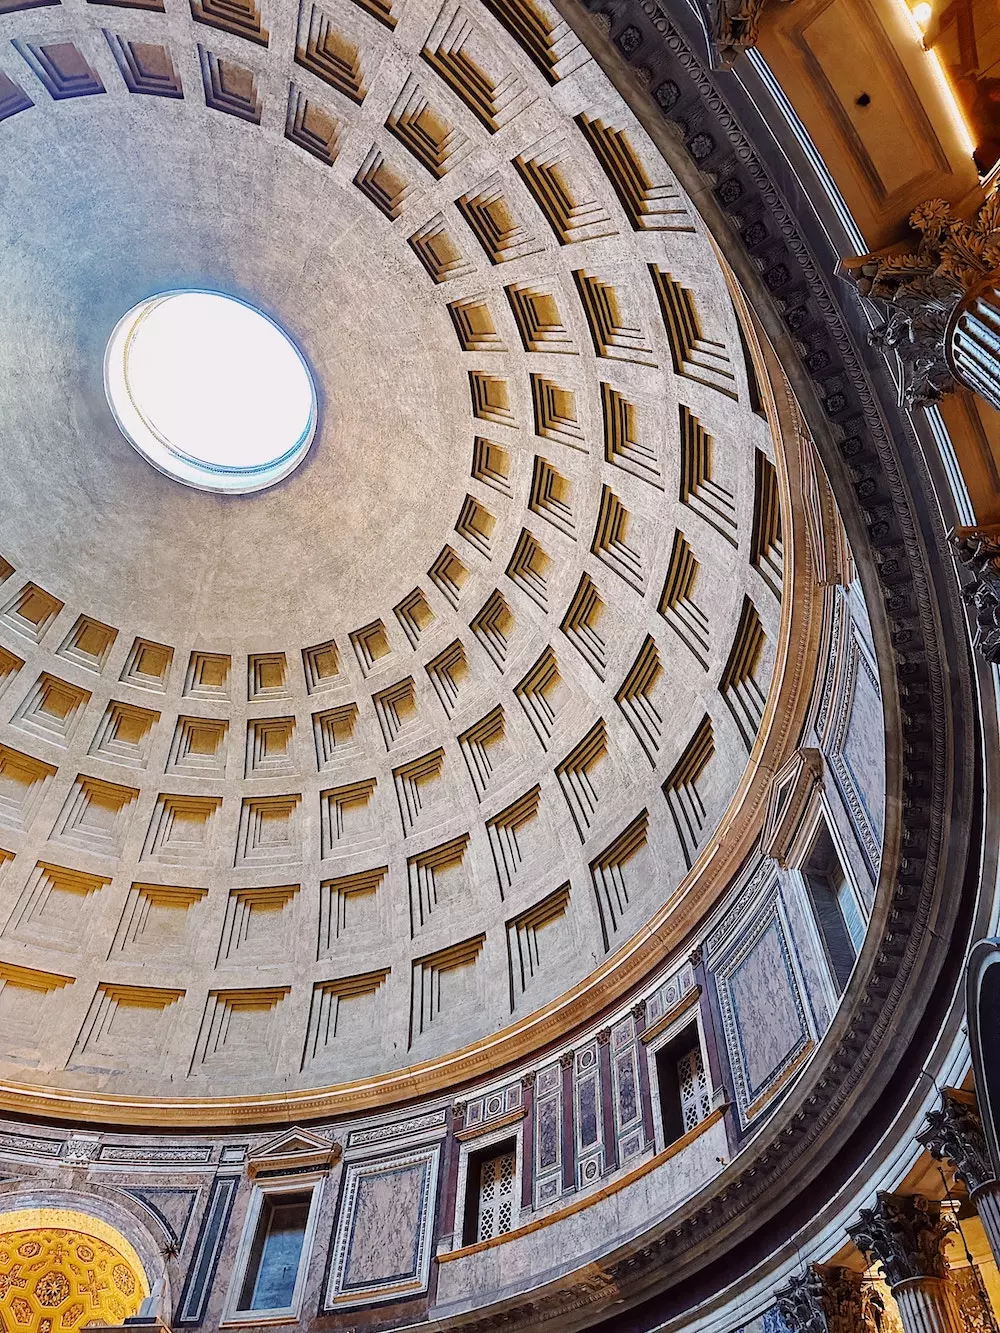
[655,1022,711,1148]
[804,824,864,991]
[234,1188,314,1317]
[462,1137,517,1246]
[837,870,866,953]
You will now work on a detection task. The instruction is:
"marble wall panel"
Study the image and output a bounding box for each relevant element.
[713,898,813,1127]
[326,1143,440,1308]
[821,585,886,878]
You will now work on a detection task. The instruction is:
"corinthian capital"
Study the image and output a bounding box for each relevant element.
[775,1265,865,1333]
[839,191,1000,408]
[848,1194,953,1287]
[775,1266,829,1333]
[952,530,1000,667]
[707,0,796,68]
[918,1090,995,1194]
[817,1265,867,1333]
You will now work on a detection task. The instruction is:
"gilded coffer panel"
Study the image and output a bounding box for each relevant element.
[759,0,975,245]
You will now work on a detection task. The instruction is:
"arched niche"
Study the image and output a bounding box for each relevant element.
[0,1206,150,1330]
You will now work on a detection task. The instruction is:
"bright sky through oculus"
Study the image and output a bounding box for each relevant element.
[105,291,317,493]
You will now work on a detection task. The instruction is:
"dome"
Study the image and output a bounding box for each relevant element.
[0,13,805,1106]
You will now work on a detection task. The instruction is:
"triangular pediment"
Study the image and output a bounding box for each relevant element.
[247,1125,341,1175]
[760,747,823,867]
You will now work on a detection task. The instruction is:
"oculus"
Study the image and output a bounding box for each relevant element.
[104,291,317,494]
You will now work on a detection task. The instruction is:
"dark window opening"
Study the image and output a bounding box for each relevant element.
[804,825,864,991]
[237,1189,312,1313]
[462,1137,517,1246]
[655,1022,710,1148]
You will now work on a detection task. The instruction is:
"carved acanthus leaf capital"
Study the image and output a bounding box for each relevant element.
[840,191,1000,407]
[775,1266,830,1333]
[918,1090,995,1194]
[952,528,1000,666]
[848,1194,953,1287]
[816,1264,867,1333]
[708,0,796,68]
[775,1265,866,1333]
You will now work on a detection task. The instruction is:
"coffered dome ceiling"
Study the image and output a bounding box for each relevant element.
[0,0,808,1110]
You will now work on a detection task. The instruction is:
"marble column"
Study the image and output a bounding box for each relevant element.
[849,1194,962,1333]
[918,1089,1000,1268]
[839,195,1000,411]
[775,1263,866,1333]
[949,282,1000,413]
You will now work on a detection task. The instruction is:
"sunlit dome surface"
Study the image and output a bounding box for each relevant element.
[104,291,317,493]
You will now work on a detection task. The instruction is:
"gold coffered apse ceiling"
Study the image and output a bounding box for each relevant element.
[0,0,813,1116]
[0,1210,148,1330]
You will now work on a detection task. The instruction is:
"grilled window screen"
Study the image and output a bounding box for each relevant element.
[677,1045,711,1132]
[655,1022,711,1147]
[477,1149,516,1242]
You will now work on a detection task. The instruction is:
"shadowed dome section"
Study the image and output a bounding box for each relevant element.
[0,1208,149,1330]
[104,291,318,494]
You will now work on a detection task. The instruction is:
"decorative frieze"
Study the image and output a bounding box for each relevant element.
[347,1109,447,1149]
